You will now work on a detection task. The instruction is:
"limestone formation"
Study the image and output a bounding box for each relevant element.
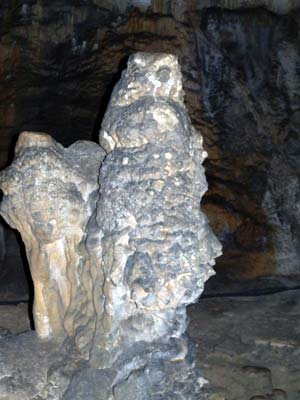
[0,53,221,399]
[0,132,105,353]
[90,52,222,368]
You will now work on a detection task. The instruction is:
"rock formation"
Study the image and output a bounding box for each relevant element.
[0,52,221,399]
[91,52,222,368]
[0,132,105,354]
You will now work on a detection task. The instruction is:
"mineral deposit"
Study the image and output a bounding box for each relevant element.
[0,53,221,399]
[0,132,105,355]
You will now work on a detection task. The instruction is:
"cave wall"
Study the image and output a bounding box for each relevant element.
[0,0,300,299]
[199,8,300,278]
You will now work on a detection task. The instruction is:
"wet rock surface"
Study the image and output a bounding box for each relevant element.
[0,53,221,399]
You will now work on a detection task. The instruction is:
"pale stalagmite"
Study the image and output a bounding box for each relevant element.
[0,132,105,354]
[0,53,221,399]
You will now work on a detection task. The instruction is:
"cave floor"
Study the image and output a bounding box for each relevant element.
[0,291,299,400]
[0,303,31,334]
[188,289,300,400]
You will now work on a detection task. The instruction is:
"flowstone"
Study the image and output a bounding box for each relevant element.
[0,53,221,399]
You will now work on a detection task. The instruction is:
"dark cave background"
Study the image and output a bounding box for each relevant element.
[1,0,300,303]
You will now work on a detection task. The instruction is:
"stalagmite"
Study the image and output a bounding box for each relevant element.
[0,133,105,353]
[90,52,222,368]
[0,53,221,399]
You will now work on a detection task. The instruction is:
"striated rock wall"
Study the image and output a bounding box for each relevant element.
[198,8,300,277]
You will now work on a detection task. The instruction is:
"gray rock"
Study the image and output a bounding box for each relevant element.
[92,52,221,367]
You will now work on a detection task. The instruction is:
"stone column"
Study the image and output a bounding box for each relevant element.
[87,53,222,397]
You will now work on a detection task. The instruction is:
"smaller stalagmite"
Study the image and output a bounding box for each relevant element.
[0,53,221,399]
[0,132,105,352]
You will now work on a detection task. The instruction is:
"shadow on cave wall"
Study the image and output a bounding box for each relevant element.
[92,55,129,141]
[0,217,33,313]
[0,129,34,325]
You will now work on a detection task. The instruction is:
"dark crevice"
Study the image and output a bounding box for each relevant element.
[201,285,300,299]
[0,300,29,305]
[91,55,129,142]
